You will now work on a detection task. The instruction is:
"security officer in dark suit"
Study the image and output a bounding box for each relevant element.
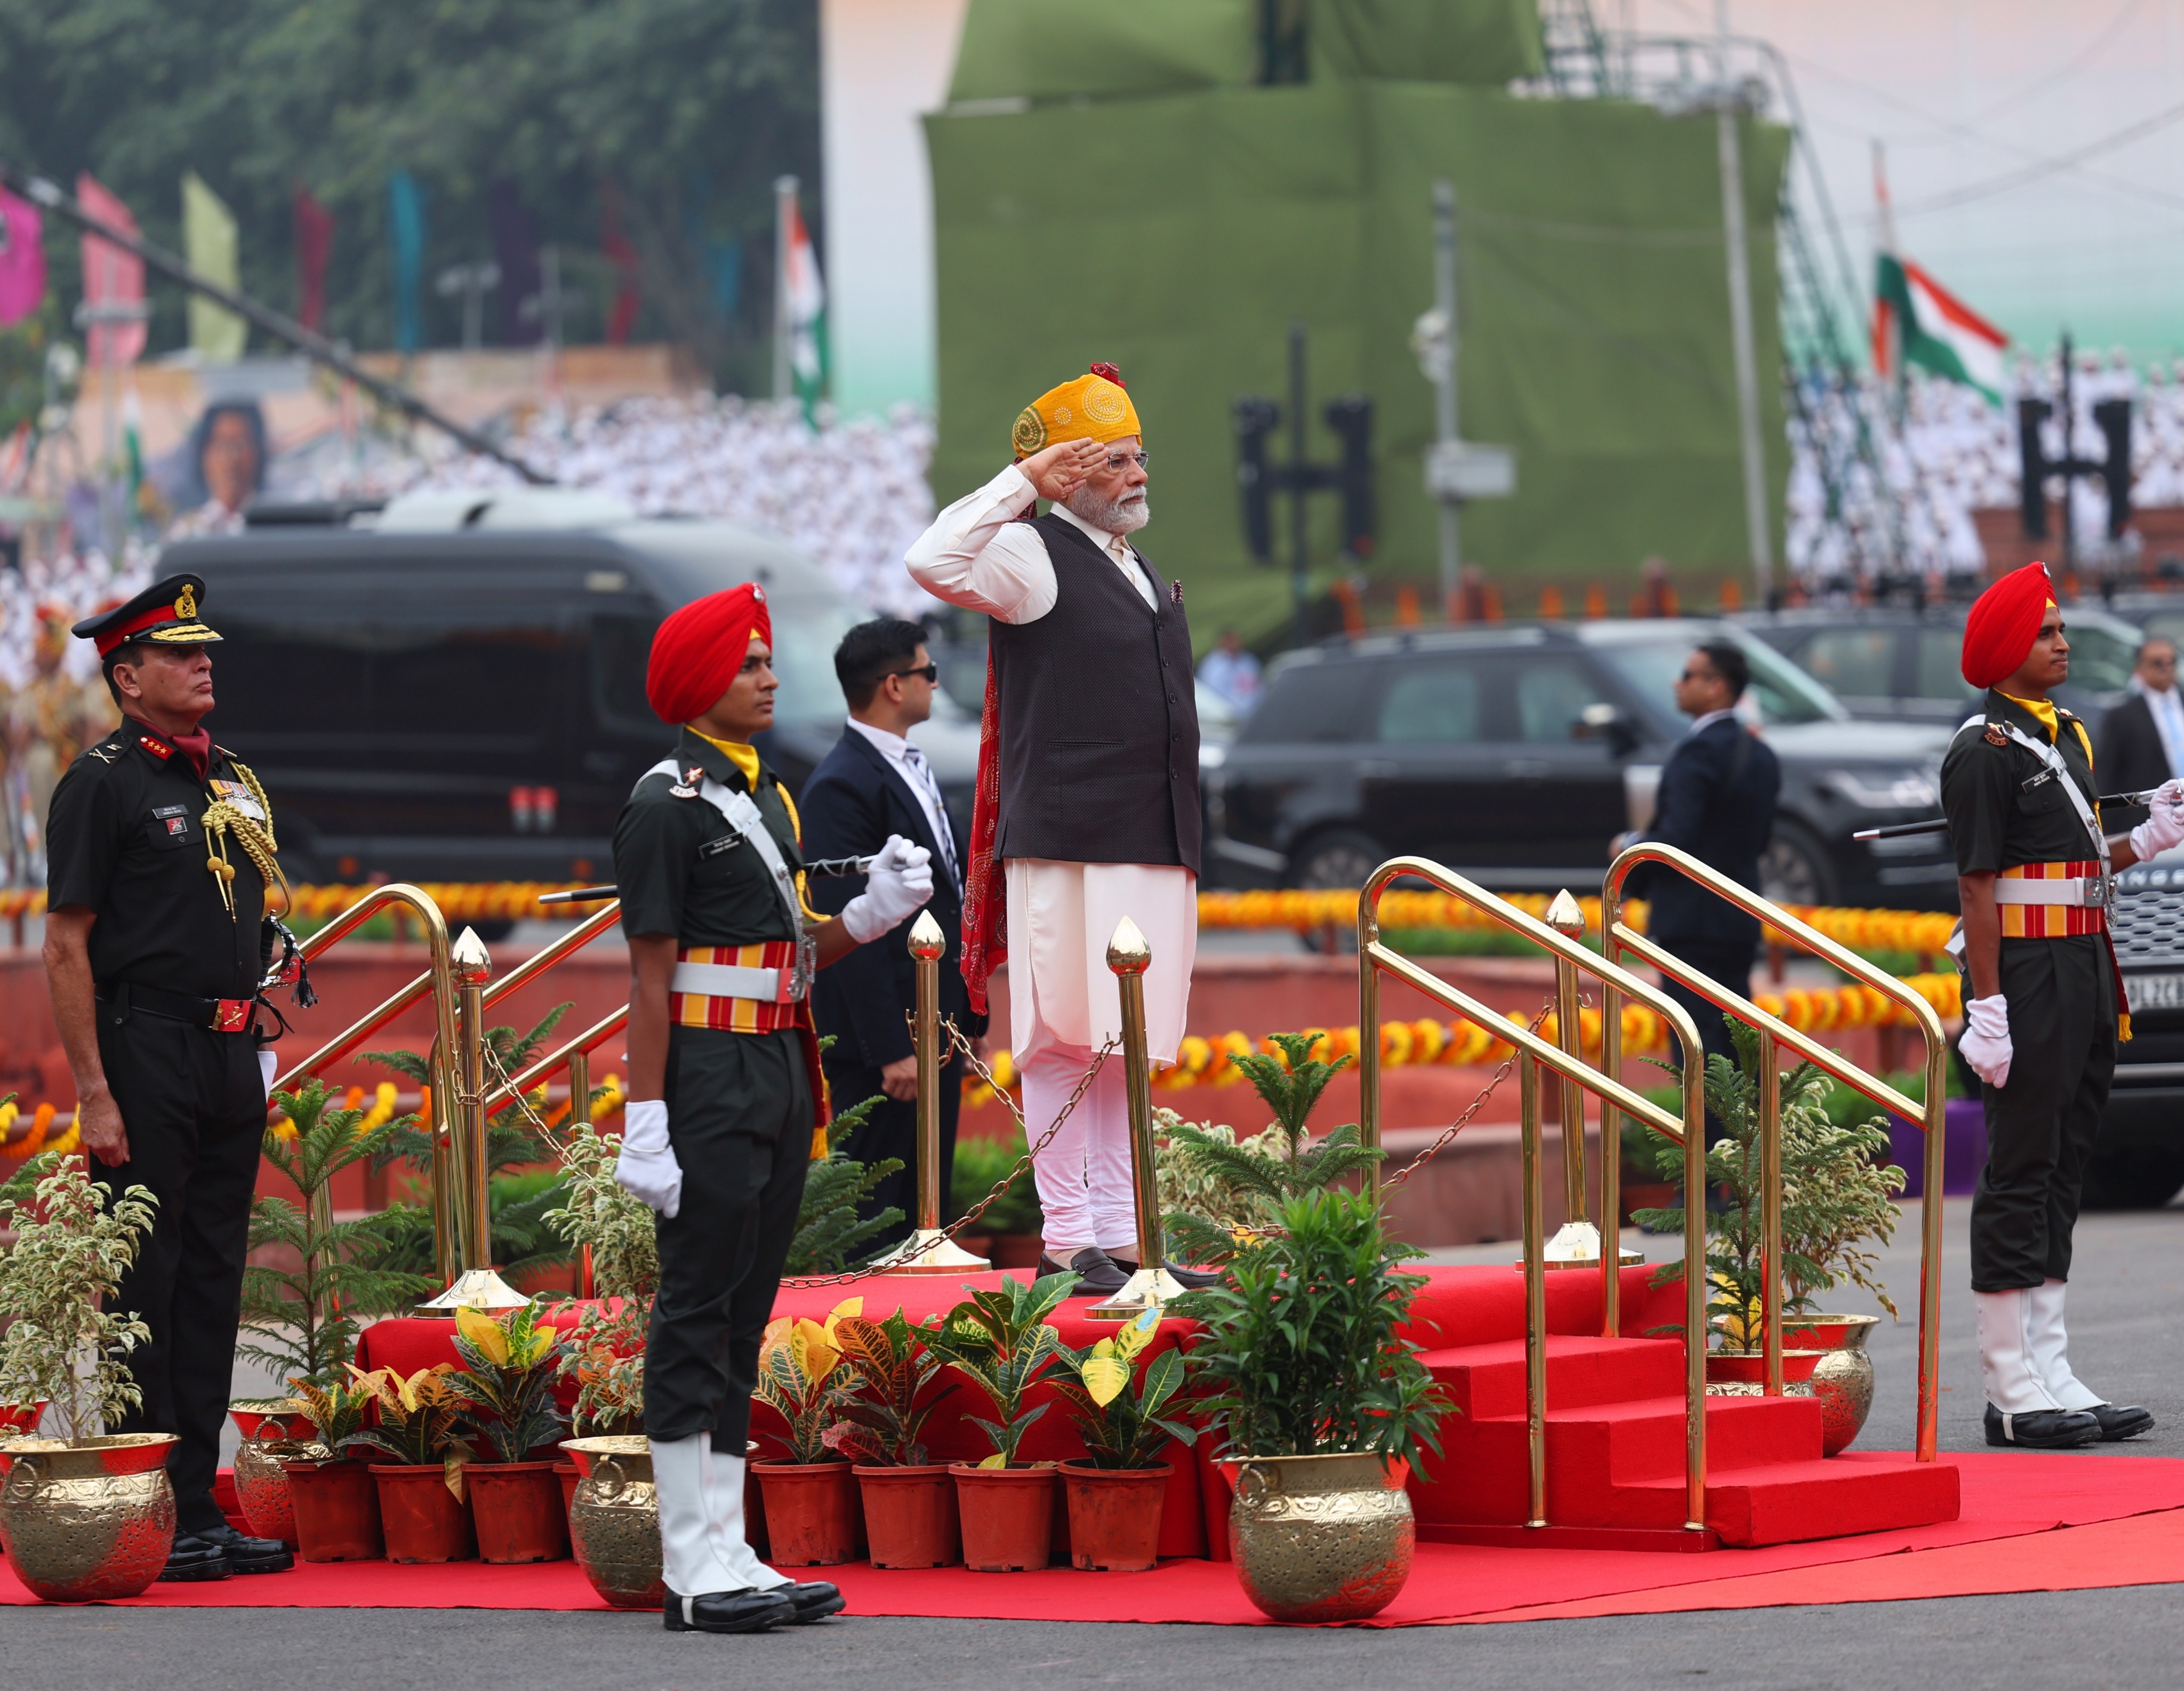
[800,619,988,1252]
[1615,638,1781,1120]
[611,582,932,1634]
[2092,635,2181,810]
[43,574,295,1581]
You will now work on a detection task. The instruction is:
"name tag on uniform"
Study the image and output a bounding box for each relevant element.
[697,834,744,860]
[210,779,265,822]
[150,804,190,839]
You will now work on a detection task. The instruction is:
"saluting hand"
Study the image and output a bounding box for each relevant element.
[1022,439,1106,503]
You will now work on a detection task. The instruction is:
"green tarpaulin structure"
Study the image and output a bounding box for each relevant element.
[928,5,1788,643]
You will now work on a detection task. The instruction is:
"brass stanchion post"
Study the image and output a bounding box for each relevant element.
[419,926,526,1313]
[1759,1029,1783,1396]
[1088,916,1184,1322]
[1536,891,1639,1277]
[884,911,989,1275]
[1519,1052,1548,1528]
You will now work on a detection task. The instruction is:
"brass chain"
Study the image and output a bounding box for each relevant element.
[776,1022,1116,1288]
[1377,993,1569,1192]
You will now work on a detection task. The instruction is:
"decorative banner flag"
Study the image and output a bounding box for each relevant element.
[182,171,246,362]
[293,187,334,333]
[0,187,46,327]
[600,181,640,346]
[77,174,147,368]
[388,171,425,353]
[779,184,828,422]
[1874,253,2008,404]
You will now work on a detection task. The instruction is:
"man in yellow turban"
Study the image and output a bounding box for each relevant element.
[906,363,1211,1296]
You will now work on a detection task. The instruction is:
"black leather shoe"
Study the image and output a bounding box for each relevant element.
[782,1581,846,1622]
[1110,1256,1226,1289]
[158,1534,231,1582]
[2086,1401,2155,1441]
[662,1588,798,1633]
[192,1521,294,1573]
[1985,1403,2102,1448]
[1038,1248,1128,1295]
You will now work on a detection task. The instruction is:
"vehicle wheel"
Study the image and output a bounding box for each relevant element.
[2079,1139,2184,1210]
[1759,819,1837,907]
[1287,829,1387,891]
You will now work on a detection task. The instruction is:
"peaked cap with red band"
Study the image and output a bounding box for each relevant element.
[73,573,222,659]
[1960,561,2058,690]
[645,582,772,724]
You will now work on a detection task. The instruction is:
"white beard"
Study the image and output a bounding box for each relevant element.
[1065,486,1150,535]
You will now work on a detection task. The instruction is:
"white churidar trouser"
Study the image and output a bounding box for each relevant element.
[1006,857,1196,1260]
[2027,1278,2104,1411]
[651,1432,788,1596]
[1975,1287,2067,1417]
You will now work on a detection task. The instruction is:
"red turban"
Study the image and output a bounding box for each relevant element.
[645,583,772,724]
[1961,562,2057,690]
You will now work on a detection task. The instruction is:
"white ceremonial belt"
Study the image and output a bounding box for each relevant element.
[670,960,797,1004]
[1992,878,2103,908]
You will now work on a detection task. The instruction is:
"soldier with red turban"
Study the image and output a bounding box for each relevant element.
[1944,562,2184,1448]
[611,581,934,1632]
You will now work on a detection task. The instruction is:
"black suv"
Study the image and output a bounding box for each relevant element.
[1203,619,1958,909]
[2094,854,2184,1207]
[170,488,979,887]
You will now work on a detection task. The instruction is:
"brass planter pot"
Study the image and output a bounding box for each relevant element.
[1223,1452,1414,1624]
[0,1433,179,1602]
[1785,1315,1881,1456]
[229,1400,325,1549]
[563,1436,665,1611]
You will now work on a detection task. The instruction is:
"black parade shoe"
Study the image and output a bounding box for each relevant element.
[1038,1248,1129,1295]
[2085,1402,2156,1442]
[1108,1255,1226,1290]
[192,1521,294,1573]
[781,1581,846,1622]
[662,1588,798,1633]
[1984,1403,2103,1448]
[157,1534,231,1582]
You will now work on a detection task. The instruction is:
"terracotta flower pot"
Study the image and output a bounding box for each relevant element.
[282,1458,383,1562]
[951,1462,1058,1572]
[0,1401,48,1440]
[369,1463,476,1563]
[750,1459,859,1566]
[466,1461,570,1564]
[1784,1313,1881,1456]
[855,1463,960,1568]
[555,1460,580,1514]
[1061,1460,1170,1572]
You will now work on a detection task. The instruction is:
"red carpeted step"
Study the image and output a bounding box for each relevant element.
[1417,1335,1688,1417]
[1622,1455,1964,1547]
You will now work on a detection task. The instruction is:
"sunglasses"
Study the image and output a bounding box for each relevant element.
[886,663,940,684]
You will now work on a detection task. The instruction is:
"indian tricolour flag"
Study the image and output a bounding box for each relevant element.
[777,185,828,424]
[1873,253,2008,403]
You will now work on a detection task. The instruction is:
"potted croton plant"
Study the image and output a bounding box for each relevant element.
[1050,1309,1197,1572]
[452,1302,571,1564]
[0,1149,167,1603]
[282,1374,383,1561]
[1174,1187,1446,1623]
[342,1364,477,1563]
[824,1308,960,1568]
[920,1272,1079,1573]
[751,1298,862,1566]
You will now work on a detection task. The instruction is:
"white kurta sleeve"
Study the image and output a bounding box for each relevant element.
[904,464,1058,624]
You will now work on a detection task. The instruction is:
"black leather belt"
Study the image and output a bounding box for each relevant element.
[98,981,258,1032]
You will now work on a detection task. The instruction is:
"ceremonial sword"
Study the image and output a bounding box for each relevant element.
[536,855,879,905]
[1853,789,2167,842]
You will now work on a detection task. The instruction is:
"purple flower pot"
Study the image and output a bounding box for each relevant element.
[1888,1097,1986,1198]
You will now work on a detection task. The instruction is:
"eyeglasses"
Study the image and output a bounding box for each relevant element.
[1103,451,1151,473]
[886,663,940,684]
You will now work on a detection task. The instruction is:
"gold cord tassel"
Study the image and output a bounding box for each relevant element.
[200,759,291,921]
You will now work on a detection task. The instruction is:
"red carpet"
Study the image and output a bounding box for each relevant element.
[7,1452,2182,1623]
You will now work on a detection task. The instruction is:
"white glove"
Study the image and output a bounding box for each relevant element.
[1960,994,2013,1089]
[614,1100,682,1219]
[840,834,934,943]
[2129,779,2184,861]
[258,1050,278,1101]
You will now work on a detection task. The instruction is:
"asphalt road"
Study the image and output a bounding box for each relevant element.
[129,1193,2177,1688]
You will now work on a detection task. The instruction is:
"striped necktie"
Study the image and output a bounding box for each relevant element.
[903,743,960,889]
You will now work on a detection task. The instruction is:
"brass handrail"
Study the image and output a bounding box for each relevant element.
[481,1004,629,1116]
[1357,857,1712,1534]
[1603,842,1946,1464]
[267,884,463,1280]
[476,899,630,1118]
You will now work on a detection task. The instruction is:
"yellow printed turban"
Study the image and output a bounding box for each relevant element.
[1011,363,1143,460]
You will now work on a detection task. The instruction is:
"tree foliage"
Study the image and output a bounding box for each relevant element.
[0,0,818,386]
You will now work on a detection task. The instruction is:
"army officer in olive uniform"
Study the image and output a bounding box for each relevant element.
[44,575,295,1580]
[611,582,933,1634]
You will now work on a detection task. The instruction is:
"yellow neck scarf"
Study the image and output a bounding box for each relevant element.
[689,727,761,787]
[1997,691,2059,743]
